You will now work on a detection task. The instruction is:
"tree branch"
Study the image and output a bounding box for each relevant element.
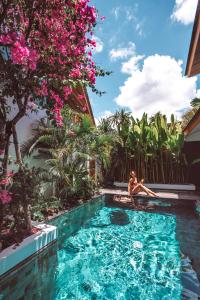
[13,97,29,125]
[0,0,11,26]
[12,123,24,169]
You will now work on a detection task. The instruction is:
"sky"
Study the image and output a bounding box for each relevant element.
[88,0,200,121]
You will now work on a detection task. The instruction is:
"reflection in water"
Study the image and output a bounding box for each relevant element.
[176,213,200,299]
[0,242,58,300]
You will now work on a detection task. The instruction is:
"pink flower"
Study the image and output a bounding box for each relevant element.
[63,86,73,99]
[78,94,85,100]
[35,80,48,97]
[0,0,100,127]
[0,178,9,185]
[51,91,63,106]
[11,42,30,64]
[87,39,96,48]
[53,108,63,127]
[0,34,13,45]
[82,105,87,112]
[0,190,12,204]
[28,50,39,70]
[59,45,67,56]
[100,16,106,21]
[69,69,82,78]
[10,40,38,70]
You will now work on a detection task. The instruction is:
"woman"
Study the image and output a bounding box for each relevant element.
[128,171,158,197]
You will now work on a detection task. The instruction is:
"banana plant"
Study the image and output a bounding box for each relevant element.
[99,110,187,184]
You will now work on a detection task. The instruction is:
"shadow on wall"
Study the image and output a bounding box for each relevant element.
[0,242,58,300]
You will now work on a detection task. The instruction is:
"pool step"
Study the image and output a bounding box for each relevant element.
[100,188,200,202]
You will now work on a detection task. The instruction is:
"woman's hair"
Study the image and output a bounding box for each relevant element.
[130,170,136,178]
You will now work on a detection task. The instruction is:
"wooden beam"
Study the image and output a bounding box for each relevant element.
[185,0,200,77]
[184,109,200,136]
[67,84,95,125]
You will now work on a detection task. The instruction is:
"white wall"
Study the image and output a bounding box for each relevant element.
[7,105,46,171]
[185,123,200,142]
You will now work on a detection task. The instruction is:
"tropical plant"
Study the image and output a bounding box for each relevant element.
[190,98,200,107]
[99,110,187,184]
[21,107,113,204]
[182,98,200,129]
[9,167,42,234]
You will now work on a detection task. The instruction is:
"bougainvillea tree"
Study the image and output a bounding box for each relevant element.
[0,0,106,232]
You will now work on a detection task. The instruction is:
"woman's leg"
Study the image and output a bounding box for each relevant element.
[135,184,157,197]
[132,185,142,195]
[132,184,152,196]
[140,185,158,197]
[138,184,153,196]
[132,184,158,197]
[148,189,158,197]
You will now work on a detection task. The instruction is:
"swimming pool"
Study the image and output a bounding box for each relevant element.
[55,207,181,299]
[1,196,200,299]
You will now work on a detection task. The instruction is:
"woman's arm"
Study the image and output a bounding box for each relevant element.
[128,178,133,195]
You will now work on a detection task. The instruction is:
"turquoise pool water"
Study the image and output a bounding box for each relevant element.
[55,207,182,300]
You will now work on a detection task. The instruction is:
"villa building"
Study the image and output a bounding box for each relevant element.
[185,0,200,187]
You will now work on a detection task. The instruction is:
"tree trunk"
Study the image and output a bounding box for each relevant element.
[0,117,6,152]
[2,121,12,175]
[23,201,32,234]
[12,124,24,170]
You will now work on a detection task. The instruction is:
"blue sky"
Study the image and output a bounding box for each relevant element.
[88,0,199,120]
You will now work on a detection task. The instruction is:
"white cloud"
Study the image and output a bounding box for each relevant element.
[196,89,200,98]
[101,110,113,118]
[95,110,113,125]
[112,6,135,21]
[93,36,104,53]
[112,7,120,19]
[115,53,198,119]
[171,0,198,25]
[111,6,143,36]
[121,55,144,73]
[126,9,136,22]
[110,42,136,61]
[135,23,143,36]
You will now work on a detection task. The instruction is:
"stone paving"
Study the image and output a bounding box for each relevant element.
[100,188,200,202]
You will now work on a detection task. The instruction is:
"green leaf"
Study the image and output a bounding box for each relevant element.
[152,126,158,141]
[134,125,141,134]
[161,116,167,130]
[171,114,175,124]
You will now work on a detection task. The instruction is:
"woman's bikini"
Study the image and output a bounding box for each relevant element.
[129,177,138,195]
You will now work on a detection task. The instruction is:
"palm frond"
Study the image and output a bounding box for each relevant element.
[21,132,42,157]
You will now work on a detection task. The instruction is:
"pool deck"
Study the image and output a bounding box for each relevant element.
[100,188,200,202]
